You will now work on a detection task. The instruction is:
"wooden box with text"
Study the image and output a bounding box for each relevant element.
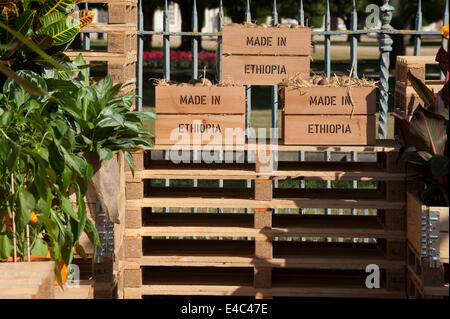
[155,85,246,145]
[282,86,376,145]
[221,24,311,85]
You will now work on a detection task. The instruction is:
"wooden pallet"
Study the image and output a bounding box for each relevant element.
[406,243,449,299]
[121,141,408,299]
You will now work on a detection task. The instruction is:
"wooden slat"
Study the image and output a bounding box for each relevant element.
[126,161,407,182]
[124,285,405,298]
[147,139,401,152]
[82,23,137,32]
[64,50,137,64]
[128,197,405,210]
[126,213,404,239]
[126,240,404,268]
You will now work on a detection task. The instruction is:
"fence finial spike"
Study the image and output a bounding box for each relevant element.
[272,0,278,25]
[298,0,304,26]
[418,0,422,11]
[352,0,356,10]
[245,0,251,23]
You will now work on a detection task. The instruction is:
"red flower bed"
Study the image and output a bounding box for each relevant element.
[143,50,216,69]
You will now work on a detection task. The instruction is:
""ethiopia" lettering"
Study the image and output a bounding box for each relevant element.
[178,123,222,134]
[244,64,287,75]
[307,124,352,134]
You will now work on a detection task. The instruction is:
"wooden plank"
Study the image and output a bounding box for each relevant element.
[127,197,405,210]
[124,285,405,298]
[146,139,401,152]
[222,55,309,86]
[283,87,376,115]
[126,214,404,239]
[284,115,376,146]
[82,23,137,32]
[222,24,310,56]
[155,114,245,145]
[126,161,407,182]
[64,50,137,64]
[155,86,245,114]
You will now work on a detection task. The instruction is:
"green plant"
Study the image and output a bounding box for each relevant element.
[45,55,156,174]
[393,38,449,206]
[0,70,100,283]
[0,0,94,88]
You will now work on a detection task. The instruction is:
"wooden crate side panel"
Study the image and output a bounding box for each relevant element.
[407,192,424,255]
[222,25,311,56]
[155,114,246,145]
[155,86,246,114]
[283,115,376,145]
[283,87,377,115]
[221,55,310,86]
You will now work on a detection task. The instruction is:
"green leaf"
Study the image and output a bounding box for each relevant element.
[39,17,81,46]
[0,63,48,98]
[124,151,135,176]
[31,237,49,257]
[0,234,13,260]
[6,144,19,171]
[0,7,18,43]
[14,9,35,37]
[0,110,12,126]
[17,187,36,232]
[0,21,69,71]
[40,0,77,17]
[97,147,113,161]
[39,10,66,27]
[430,155,449,179]
[84,218,101,253]
[30,33,53,51]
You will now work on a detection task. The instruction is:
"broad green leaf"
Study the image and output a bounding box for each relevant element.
[17,187,36,232]
[14,9,35,37]
[31,33,53,50]
[39,17,81,46]
[97,147,113,161]
[0,21,68,71]
[31,237,49,257]
[84,218,101,252]
[39,0,77,17]
[0,6,17,43]
[0,110,12,126]
[124,151,135,176]
[0,63,48,97]
[0,234,13,260]
[39,10,66,27]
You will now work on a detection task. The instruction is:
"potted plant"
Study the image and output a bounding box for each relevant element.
[0,70,100,285]
[393,25,449,266]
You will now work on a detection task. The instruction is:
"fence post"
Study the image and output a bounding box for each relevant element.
[441,0,449,80]
[137,0,144,112]
[414,0,422,56]
[324,0,331,78]
[378,0,394,140]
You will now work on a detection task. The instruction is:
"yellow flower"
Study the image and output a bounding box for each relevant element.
[442,24,449,39]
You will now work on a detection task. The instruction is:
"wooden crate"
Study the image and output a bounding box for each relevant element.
[221,25,311,86]
[155,85,246,146]
[121,142,408,299]
[283,87,377,115]
[407,192,449,264]
[221,55,310,86]
[395,56,440,85]
[283,115,376,146]
[222,24,311,56]
[282,86,377,146]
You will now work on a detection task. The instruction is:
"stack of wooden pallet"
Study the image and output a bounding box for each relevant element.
[394,56,445,117]
[121,142,407,299]
[66,0,138,105]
